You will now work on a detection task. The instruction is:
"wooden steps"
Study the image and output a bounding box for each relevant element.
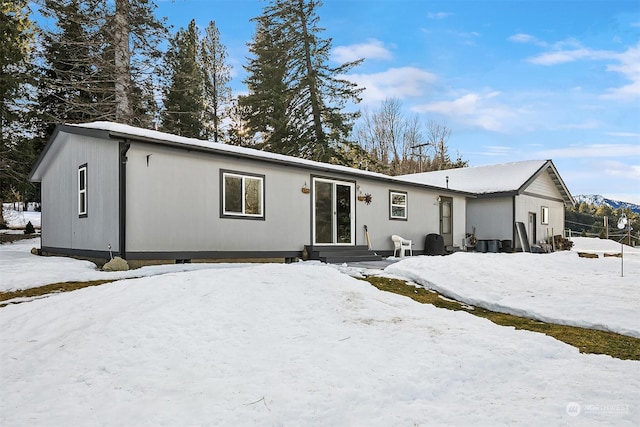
[305,245,383,264]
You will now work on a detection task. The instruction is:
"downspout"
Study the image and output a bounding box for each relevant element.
[119,141,131,259]
[512,195,517,250]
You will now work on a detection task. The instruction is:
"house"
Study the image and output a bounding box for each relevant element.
[29,122,474,266]
[401,160,575,251]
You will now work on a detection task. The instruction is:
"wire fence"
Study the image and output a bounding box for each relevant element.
[564,221,638,246]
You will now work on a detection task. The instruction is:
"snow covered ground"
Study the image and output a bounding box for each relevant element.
[0,237,253,292]
[1,260,638,426]
[1,237,639,425]
[2,203,41,229]
[385,237,640,338]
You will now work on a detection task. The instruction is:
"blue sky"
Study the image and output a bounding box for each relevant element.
[140,1,638,203]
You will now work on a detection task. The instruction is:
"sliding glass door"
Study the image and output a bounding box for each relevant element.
[313,178,355,245]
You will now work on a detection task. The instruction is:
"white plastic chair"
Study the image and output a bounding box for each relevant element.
[391,235,413,257]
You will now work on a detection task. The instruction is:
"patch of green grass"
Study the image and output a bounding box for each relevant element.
[0,233,39,244]
[0,280,115,306]
[363,276,640,361]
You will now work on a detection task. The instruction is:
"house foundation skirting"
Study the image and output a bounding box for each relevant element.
[40,246,302,268]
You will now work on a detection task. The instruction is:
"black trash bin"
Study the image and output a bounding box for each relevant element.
[425,233,445,255]
[501,240,513,253]
[477,240,488,253]
[487,239,500,253]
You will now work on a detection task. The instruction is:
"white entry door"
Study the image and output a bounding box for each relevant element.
[312,178,355,245]
[439,196,453,248]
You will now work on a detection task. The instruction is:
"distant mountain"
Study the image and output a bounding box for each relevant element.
[574,194,640,215]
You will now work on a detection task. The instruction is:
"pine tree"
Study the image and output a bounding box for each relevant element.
[242,0,364,163]
[1,0,34,130]
[37,0,104,132]
[226,99,256,147]
[200,21,232,143]
[239,15,294,152]
[1,0,37,225]
[161,20,208,138]
[37,0,166,130]
[110,0,167,126]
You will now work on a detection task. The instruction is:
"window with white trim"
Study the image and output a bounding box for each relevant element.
[221,171,264,219]
[541,206,549,225]
[390,190,407,220]
[78,164,88,217]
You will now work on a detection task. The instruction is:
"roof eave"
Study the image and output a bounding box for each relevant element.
[518,159,574,208]
[105,129,476,197]
[29,124,113,182]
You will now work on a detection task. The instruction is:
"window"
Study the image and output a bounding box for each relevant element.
[78,164,88,217]
[221,170,264,219]
[390,191,407,220]
[541,206,549,225]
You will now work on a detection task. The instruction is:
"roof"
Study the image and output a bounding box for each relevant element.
[30,122,573,206]
[400,159,574,207]
[29,121,474,196]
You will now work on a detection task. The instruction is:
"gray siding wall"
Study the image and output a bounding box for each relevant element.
[40,132,120,252]
[525,171,558,198]
[125,143,310,253]
[515,195,565,244]
[125,142,466,255]
[352,180,466,253]
[516,170,566,245]
[466,197,513,241]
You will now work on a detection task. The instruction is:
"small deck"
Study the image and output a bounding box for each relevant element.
[305,245,383,264]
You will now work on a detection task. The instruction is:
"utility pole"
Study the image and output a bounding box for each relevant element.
[410,142,430,173]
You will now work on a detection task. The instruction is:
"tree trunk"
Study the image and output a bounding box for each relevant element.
[114,0,131,123]
[296,0,325,160]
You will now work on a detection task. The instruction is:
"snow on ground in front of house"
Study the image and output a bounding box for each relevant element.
[0,237,254,292]
[2,236,639,339]
[1,262,638,426]
[385,237,640,338]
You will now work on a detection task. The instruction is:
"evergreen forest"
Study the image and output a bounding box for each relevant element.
[565,202,638,247]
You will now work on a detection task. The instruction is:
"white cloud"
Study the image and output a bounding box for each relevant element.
[604,163,640,180]
[478,146,514,156]
[345,67,437,104]
[427,12,452,20]
[527,48,602,65]
[525,40,640,101]
[559,120,601,130]
[450,30,481,46]
[605,131,640,138]
[508,33,547,47]
[601,43,640,100]
[535,144,640,159]
[412,91,518,132]
[332,39,392,63]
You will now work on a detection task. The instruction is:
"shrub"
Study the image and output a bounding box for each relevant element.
[24,221,35,235]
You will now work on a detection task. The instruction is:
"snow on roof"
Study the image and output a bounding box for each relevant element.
[71,121,465,192]
[40,122,563,200]
[399,160,549,194]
